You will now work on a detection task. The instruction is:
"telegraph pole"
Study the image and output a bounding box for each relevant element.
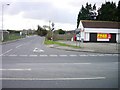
[1,4,10,41]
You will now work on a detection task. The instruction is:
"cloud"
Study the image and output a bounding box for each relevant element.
[3,0,119,30]
[2,1,77,25]
[23,6,76,24]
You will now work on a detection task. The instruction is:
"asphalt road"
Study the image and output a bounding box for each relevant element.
[0,35,119,88]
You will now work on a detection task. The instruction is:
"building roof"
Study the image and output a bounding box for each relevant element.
[81,20,120,29]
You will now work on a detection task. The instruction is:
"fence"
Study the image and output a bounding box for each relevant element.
[53,33,74,41]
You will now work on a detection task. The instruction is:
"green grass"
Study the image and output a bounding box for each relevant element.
[44,39,80,48]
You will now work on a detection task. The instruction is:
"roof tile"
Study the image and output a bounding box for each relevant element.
[81,20,120,29]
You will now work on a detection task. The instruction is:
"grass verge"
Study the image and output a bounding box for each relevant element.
[3,34,24,42]
[44,39,80,48]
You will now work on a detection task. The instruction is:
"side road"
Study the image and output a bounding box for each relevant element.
[47,41,119,54]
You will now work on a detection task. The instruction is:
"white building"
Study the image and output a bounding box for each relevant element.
[78,20,120,43]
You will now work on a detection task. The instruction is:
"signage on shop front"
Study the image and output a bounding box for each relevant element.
[97,33,111,39]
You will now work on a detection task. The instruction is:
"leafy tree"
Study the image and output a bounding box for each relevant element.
[57,29,65,34]
[37,25,47,36]
[93,4,96,10]
[97,2,117,21]
[77,5,88,28]
[46,30,52,40]
[77,3,97,28]
[86,3,92,11]
[77,1,120,28]
[117,0,120,21]
[77,11,81,28]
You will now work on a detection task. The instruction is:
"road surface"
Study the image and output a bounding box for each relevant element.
[0,35,119,88]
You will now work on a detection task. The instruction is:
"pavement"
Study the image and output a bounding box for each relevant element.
[47,40,119,54]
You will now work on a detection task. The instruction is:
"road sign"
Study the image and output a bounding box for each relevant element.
[52,22,54,27]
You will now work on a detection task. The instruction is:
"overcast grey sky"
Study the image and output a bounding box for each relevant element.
[0,0,119,30]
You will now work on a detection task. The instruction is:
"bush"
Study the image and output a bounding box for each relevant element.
[46,31,52,40]
[36,25,48,36]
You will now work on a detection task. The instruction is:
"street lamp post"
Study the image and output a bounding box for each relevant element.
[1,4,10,41]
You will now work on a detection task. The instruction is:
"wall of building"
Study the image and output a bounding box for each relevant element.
[84,32,89,41]
[85,28,118,33]
[117,33,120,43]
[82,28,118,43]
[78,21,119,43]
[84,33,117,42]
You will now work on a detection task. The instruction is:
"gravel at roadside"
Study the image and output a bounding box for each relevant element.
[47,41,119,54]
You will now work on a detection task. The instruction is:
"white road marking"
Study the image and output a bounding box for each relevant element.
[0,68,31,71]
[104,54,112,56]
[105,54,118,56]
[61,63,91,65]
[112,54,118,56]
[39,49,44,52]
[33,48,44,52]
[33,48,38,52]
[1,77,106,80]
[29,55,38,57]
[9,55,17,57]
[49,55,58,57]
[69,55,77,57]
[19,55,28,57]
[59,55,68,57]
[16,44,23,48]
[98,54,105,56]
[1,54,118,57]
[89,54,98,56]
[79,55,88,56]
[31,63,91,65]
[40,55,48,57]
[0,49,12,56]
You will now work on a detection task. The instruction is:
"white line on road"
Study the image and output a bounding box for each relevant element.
[40,55,48,57]
[69,55,77,57]
[1,77,106,80]
[61,63,91,65]
[29,55,38,57]
[105,54,118,56]
[9,55,17,57]
[0,49,12,56]
[97,54,105,56]
[33,48,44,53]
[112,54,118,56]
[39,49,44,52]
[79,55,88,56]
[1,54,118,57]
[16,44,23,48]
[89,54,98,56]
[59,55,68,57]
[0,68,31,71]
[33,63,91,65]
[19,55,28,57]
[49,55,58,57]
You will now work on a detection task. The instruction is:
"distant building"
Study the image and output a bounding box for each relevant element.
[0,30,9,41]
[78,20,120,43]
[22,29,36,35]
